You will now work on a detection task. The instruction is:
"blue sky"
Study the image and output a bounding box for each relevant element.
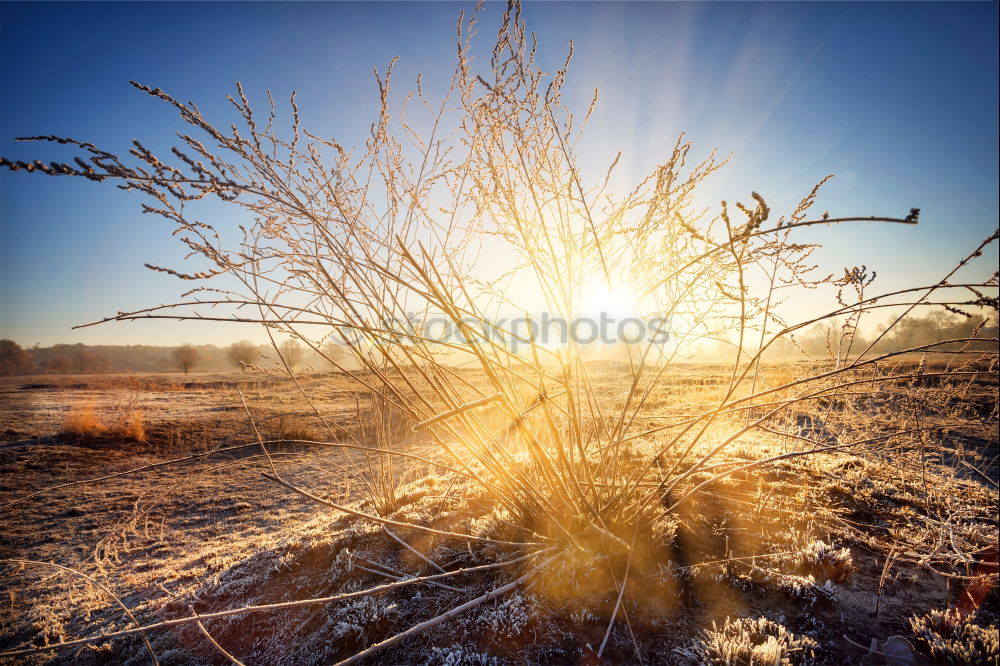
[1,1,997,347]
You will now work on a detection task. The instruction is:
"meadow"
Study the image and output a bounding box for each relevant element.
[1,357,996,664]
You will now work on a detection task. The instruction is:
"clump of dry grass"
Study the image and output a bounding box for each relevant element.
[676,616,818,666]
[792,540,855,584]
[63,400,147,442]
[356,394,410,517]
[62,403,105,438]
[271,414,317,442]
[909,608,999,665]
[117,407,147,442]
[427,644,501,666]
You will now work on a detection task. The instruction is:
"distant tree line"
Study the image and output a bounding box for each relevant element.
[791,310,998,359]
[697,309,1000,362]
[701,310,998,362]
[2,312,995,376]
[0,339,348,376]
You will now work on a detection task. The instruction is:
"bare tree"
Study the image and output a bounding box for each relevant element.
[226,340,257,373]
[171,343,199,375]
[278,339,303,370]
[0,340,34,376]
[71,346,93,374]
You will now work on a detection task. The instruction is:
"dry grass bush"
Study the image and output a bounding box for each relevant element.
[2,1,998,663]
[909,608,999,665]
[675,615,819,666]
[62,403,106,439]
[270,413,318,442]
[355,394,411,516]
[62,400,147,442]
[117,408,147,442]
[427,644,501,666]
[792,539,855,584]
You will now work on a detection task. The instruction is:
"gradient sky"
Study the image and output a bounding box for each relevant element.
[1,1,997,347]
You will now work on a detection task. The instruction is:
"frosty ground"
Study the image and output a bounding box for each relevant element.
[1,363,997,665]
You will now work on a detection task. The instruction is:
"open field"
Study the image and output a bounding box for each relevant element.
[1,363,996,665]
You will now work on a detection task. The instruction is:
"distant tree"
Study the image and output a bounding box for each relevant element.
[0,340,34,375]
[279,339,303,370]
[71,346,92,373]
[45,356,72,374]
[875,310,995,353]
[172,343,200,375]
[227,340,257,373]
[316,341,353,371]
[91,353,110,374]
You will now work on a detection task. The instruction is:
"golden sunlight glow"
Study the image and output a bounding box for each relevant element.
[578,278,640,322]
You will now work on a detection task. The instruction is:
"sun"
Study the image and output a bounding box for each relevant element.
[578,278,640,322]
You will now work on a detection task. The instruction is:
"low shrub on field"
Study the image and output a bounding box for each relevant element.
[910,608,1000,665]
[676,616,819,666]
[62,401,146,442]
